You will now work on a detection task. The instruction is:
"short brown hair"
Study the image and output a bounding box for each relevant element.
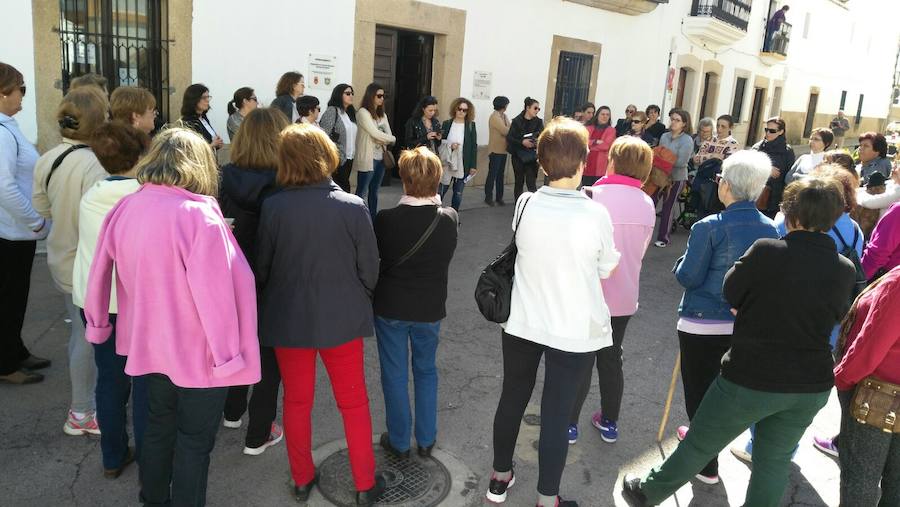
[275,71,303,97]
[0,62,24,95]
[537,117,588,182]
[858,131,888,158]
[811,163,858,211]
[136,128,220,196]
[609,136,653,182]
[277,123,340,187]
[780,177,845,232]
[810,127,834,149]
[109,87,156,124]
[57,87,109,141]
[399,147,442,197]
[90,121,150,175]
[448,97,475,122]
[669,108,693,135]
[70,73,108,92]
[823,150,855,173]
[230,108,290,170]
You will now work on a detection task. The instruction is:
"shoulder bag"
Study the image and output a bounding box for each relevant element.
[46,143,90,190]
[379,207,442,275]
[474,195,532,323]
[328,107,341,143]
[850,377,900,434]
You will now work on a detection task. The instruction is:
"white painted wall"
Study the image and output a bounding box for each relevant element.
[1,0,38,143]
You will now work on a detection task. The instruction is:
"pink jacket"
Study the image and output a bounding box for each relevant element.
[585,126,616,177]
[590,174,656,316]
[84,184,261,388]
[862,202,900,279]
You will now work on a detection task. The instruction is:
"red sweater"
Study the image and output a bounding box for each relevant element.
[834,265,900,391]
[585,125,615,177]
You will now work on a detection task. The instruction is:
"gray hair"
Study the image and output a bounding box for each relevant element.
[721,150,772,202]
[698,117,715,131]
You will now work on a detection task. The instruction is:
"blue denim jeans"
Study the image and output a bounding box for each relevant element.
[356,159,386,221]
[89,313,148,469]
[485,153,507,202]
[374,316,441,451]
[439,177,466,211]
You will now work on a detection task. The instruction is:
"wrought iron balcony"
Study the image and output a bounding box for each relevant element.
[760,21,791,64]
[682,0,750,51]
[690,0,751,31]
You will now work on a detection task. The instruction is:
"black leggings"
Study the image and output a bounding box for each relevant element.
[492,332,594,496]
[511,156,538,201]
[333,159,353,193]
[570,315,632,423]
[223,345,281,447]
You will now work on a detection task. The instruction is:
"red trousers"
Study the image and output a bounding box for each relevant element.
[275,338,375,491]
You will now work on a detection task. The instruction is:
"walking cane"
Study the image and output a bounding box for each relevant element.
[656,351,681,443]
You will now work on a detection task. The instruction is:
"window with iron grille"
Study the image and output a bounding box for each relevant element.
[855,94,864,125]
[58,0,171,119]
[552,51,593,117]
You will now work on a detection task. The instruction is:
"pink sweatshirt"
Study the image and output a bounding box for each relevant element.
[84,184,261,388]
[590,174,656,316]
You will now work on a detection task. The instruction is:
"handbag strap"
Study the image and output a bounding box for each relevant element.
[380,207,443,275]
[46,144,90,189]
[512,194,534,241]
[329,107,341,136]
[0,123,18,157]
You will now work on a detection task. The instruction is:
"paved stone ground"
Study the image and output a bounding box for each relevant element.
[0,181,841,506]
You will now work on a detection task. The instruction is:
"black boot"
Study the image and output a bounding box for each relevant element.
[356,474,385,506]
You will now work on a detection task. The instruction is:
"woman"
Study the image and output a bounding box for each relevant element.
[644,104,666,142]
[486,117,620,507]
[319,83,357,193]
[0,62,50,385]
[835,265,900,507]
[296,95,320,126]
[583,106,616,186]
[270,71,305,123]
[507,97,544,200]
[694,114,739,166]
[862,201,900,280]
[751,116,795,218]
[654,108,694,248]
[615,104,638,137]
[786,127,833,183]
[627,111,657,146]
[32,86,109,433]
[574,102,595,124]
[72,121,149,478]
[354,83,396,219]
[856,131,892,184]
[666,150,778,483]
[225,87,258,141]
[219,108,290,456]
[693,117,714,154]
[374,146,458,460]
[180,83,224,150]
[623,176,857,507]
[486,95,510,206]
[84,128,261,506]
[256,123,384,505]
[439,97,477,211]
[569,137,656,445]
[404,95,441,153]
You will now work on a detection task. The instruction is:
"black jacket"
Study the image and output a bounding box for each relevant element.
[722,231,856,393]
[218,163,279,269]
[645,121,667,142]
[270,95,296,122]
[180,113,216,144]
[752,136,795,213]
[507,113,544,161]
[256,180,379,349]
[615,118,632,137]
[404,116,441,152]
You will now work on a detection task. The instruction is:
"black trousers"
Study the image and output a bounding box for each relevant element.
[678,330,731,476]
[140,374,227,507]
[223,345,281,447]
[492,332,594,496]
[0,239,36,375]
[511,156,538,201]
[570,315,632,424]
[333,159,353,193]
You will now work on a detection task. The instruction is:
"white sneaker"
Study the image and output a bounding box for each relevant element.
[242,423,284,456]
[63,410,101,436]
[223,418,242,429]
[654,240,668,248]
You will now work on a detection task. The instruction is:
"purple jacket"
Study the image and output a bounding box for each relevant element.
[862,202,900,279]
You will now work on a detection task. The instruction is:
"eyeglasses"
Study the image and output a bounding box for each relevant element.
[19,85,26,96]
[344,91,354,96]
[626,110,636,114]
[765,128,780,134]
[376,93,385,99]
[201,94,211,100]
[249,96,258,102]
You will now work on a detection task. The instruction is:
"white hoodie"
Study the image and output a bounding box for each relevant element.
[0,113,46,240]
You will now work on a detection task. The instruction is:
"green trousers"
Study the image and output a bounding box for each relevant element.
[641,376,829,507]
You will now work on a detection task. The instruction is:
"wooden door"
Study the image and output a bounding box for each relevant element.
[374,27,398,121]
[803,92,819,139]
[746,87,765,146]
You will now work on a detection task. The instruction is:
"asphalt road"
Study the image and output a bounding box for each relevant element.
[0,182,842,506]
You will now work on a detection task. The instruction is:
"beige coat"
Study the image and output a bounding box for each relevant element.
[353,109,396,172]
[488,110,510,154]
[32,139,108,293]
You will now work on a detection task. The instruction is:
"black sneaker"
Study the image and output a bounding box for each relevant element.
[485,198,496,207]
[485,470,515,503]
[379,432,410,459]
[356,474,385,506]
[621,474,650,507]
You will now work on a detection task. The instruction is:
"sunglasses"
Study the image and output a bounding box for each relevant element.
[765,128,780,134]
[344,91,354,96]
[458,107,468,112]
[376,93,385,98]
[532,107,541,112]
[631,120,644,124]
[19,85,26,96]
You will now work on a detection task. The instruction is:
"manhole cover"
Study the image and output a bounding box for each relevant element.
[317,446,452,506]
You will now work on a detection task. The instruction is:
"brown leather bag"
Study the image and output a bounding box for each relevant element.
[850,377,900,433]
[382,146,396,170]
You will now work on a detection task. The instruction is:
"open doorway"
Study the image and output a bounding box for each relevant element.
[746,87,766,146]
[374,25,434,182]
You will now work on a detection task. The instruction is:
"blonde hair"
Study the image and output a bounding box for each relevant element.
[230,108,290,170]
[399,147,442,197]
[110,87,156,124]
[136,128,220,196]
[277,123,341,187]
[57,87,109,141]
[537,116,588,181]
[448,97,475,122]
[609,136,653,182]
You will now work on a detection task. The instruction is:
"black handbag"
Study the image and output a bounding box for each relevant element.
[328,107,341,143]
[474,195,532,323]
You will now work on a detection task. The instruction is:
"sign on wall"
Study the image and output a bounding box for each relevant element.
[473,71,492,100]
[309,54,337,89]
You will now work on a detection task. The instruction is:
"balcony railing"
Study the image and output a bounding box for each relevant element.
[763,21,792,56]
[690,0,751,31]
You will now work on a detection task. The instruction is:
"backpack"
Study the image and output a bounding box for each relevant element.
[832,225,868,301]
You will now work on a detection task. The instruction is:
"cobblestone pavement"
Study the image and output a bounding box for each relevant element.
[0,183,840,506]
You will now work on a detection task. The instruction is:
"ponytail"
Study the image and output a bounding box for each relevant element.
[227,100,237,115]
[523,96,538,112]
[228,86,255,116]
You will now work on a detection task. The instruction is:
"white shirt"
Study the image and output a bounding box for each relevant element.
[199,116,217,140]
[502,188,621,353]
[373,116,390,161]
[340,111,357,160]
[447,121,465,147]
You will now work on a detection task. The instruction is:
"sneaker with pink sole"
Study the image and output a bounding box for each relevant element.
[64,410,101,436]
[243,422,284,456]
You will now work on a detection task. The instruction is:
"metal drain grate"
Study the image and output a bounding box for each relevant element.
[317,446,452,506]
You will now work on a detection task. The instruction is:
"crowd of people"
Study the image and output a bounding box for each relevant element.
[1,60,899,507]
